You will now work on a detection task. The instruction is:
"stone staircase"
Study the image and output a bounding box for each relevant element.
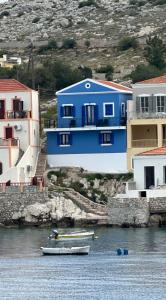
[63,189,108,224]
[35,152,47,179]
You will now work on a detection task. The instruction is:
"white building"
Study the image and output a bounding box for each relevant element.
[0,79,40,185]
[119,147,166,199]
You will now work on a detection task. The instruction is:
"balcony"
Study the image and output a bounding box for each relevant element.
[132,139,158,148]
[44,117,125,129]
[6,111,32,119]
[0,138,19,147]
[128,111,166,120]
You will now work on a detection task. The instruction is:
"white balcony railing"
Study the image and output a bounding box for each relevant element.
[132,139,158,148]
[128,111,166,120]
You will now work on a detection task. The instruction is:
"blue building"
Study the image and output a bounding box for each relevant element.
[45,79,132,173]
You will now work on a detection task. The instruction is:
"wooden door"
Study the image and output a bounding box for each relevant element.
[13,99,23,112]
[0,100,5,119]
[145,166,155,189]
[5,127,13,139]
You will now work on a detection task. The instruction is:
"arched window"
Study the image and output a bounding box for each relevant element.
[0,162,2,175]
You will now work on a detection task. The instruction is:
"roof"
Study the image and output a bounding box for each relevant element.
[137,75,166,85]
[56,78,133,95]
[137,146,166,156]
[0,79,32,92]
[96,80,132,92]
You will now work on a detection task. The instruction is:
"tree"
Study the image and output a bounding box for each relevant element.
[144,35,166,69]
[118,36,138,51]
[62,38,77,49]
[130,64,162,83]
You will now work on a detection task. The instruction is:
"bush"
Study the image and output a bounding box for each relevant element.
[118,36,138,51]
[97,64,114,74]
[130,64,163,83]
[62,38,77,49]
[78,0,97,8]
[32,17,40,23]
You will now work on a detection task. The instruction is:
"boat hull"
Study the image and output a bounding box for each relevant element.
[41,246,90,255]
[50,231,95,242]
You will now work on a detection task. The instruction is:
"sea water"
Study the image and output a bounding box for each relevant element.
[0,227,166,300]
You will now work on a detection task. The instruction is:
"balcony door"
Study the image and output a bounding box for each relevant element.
[83,105,97,126]
[145,166,155,189]
[0,162,2,175]
[5,127,13,139]
[0,100,5,119]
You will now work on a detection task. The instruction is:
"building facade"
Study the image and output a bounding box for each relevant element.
[127,75,166,170]
[45,78,132,173]
[0,79,40,184]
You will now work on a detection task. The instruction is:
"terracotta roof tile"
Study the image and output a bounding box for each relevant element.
[0,79,32,92]
[137,146,166,156]
[96,80,132,92]
[137,75,166,84]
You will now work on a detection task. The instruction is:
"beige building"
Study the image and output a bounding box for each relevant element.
[127,75,166,170]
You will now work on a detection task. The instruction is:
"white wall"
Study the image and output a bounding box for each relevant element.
[134,155,166,190]
[47,153,128,173]
[0,91,31,112]
[31,90,39,120]
[0,148,10,171]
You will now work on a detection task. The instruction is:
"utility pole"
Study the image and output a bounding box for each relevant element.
[28,41,35,90]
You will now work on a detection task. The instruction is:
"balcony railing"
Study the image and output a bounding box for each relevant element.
[44,117,126,129]
[128,111,166,120]
[132,139,158,148]
[6,110,32,119]
[0,138,19,147]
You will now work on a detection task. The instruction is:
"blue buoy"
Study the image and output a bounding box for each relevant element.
[117,248,123,256]
[123,249,128,255]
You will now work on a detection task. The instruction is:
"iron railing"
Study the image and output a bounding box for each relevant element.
[0,138,19,147]
[132,139,158,148]
[128,111,166,120]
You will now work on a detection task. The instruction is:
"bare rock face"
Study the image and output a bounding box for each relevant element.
[0,0,165,42]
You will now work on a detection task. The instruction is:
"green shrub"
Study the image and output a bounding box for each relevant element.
[118,36,138,51]
[32,17,40,23]
[78,0,97,8]
[96,64,114,74]
[47,170,66,180]
[130,64,163,83]
[62,38,77,49]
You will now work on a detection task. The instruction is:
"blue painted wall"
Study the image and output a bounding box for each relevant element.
[47,129,126,155]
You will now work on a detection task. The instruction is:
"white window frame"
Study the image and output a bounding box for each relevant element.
[139,96,149,113]
[62,104,74,118]
[155,95,165,113]
[103,102,114,117]
[59,132,71,147]
[121,102,125,117]
[100,131,112,146]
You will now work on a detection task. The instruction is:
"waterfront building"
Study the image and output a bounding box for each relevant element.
[45,78,132,173]
[121,146,166,199]
[0,79,40,185]
[127,75,166,170]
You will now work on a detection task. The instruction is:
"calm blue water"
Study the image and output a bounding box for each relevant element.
[0,227,166,300]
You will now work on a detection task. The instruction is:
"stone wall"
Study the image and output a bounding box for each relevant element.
[108,197,150,227]
[0,192,49,224]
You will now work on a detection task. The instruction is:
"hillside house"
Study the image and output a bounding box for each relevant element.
[0,79,40,186]
[45,78,132,173]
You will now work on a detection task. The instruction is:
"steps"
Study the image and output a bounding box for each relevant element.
[63,189,108,220]
[35,152,47,179]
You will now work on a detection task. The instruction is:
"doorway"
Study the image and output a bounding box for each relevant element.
[5,127,13,139]
[84,105,97,126]
[145,166,155,189]
[0,162,2,175]
[0,100,5,119]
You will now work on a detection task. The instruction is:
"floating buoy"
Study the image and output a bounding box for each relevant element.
[116,248,128,256]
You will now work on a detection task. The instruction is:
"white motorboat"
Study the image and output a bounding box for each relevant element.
[41,245,90,255]
[49,230,95,241]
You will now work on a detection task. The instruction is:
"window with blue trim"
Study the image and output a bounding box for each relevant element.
[99,132,114,145]
[59,133,71,146]
[61,105,74,117]
[104,103,114,117]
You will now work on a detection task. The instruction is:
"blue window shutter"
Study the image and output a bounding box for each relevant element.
[95,105,98,124]
[82,106,85,126]
[57,133,61,145]
[99,132,103,144]
[60,106,63,117]
[110,132,114,144]
[69,133,72,145]
[72,106,75,117]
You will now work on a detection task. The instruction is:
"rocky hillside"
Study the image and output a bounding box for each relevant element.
[0,0,165,43]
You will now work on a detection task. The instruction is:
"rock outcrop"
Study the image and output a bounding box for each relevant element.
[0,0,165,43]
